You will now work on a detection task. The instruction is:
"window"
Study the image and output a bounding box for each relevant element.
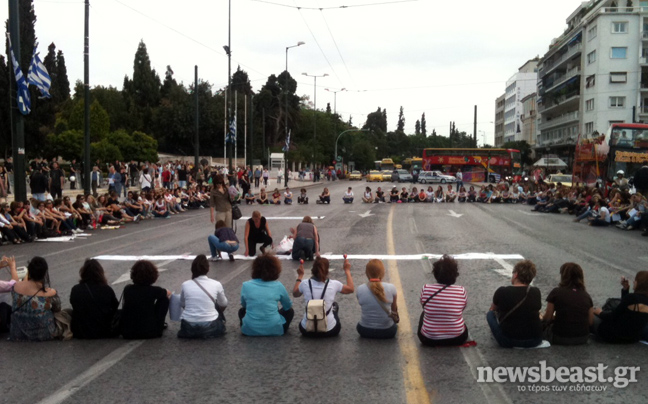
[586,74,596,88]
[585,122,594,134]
[610,96,626,107]
[611,47,627,58]
[612,22,628,33]
[586,99,595,111]
[587,50,597,64]
[610,72,627,83]
[588,25,597,40]
[609,120,624,127]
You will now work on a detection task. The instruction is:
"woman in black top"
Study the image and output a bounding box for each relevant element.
[542,263,593,345]
[244,211,273,257]
[70,259,119,339]
[487,260,544,348]
[591,271,648,343]
[120,260,170,339]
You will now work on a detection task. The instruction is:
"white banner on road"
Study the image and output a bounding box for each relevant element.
[239,216,325,220]
[94,252,524,262]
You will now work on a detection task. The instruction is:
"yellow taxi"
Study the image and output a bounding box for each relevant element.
[381,171,393,181]
[348,170,363,181]
[547,174,573,188]
[366,170,383,182]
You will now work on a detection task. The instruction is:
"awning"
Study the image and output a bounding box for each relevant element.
[532,157,568,168]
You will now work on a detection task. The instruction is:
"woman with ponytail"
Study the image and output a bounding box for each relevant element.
[356,259,398,339]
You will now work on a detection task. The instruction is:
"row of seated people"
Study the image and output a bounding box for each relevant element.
[2,254,647,347]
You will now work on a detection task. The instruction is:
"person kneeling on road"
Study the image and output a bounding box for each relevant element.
[293,256,354,338]
[244,211,273,257]
[290,216,319,261]
[208,220,239,261]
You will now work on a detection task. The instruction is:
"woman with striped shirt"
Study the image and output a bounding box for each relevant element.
[418,255,468,347]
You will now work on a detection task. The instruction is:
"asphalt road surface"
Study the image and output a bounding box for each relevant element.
[1,179,647,404]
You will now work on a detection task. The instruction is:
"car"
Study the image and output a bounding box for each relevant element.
[417,171,457,184]
[348,171,363,181]
[381,171,393,181]
[547,174,573,188]
[392,169,413,183]
[366,170,383,182]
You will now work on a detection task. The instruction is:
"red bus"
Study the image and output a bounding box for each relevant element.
[573,123,648,189]
[422,148,522,183]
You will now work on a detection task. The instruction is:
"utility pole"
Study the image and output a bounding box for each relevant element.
[225,0,232,171]
[8,0,26,201]
[83,0,91,194]
[194,65,199,169]
[473,105,477,148]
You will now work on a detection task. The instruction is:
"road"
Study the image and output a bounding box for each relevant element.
[1,179,646,404]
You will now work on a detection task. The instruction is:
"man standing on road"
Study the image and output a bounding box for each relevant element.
[108,165,121,195]
[49,162,65,199]
[30,168,48,201]
[5,156,13,195]
[91,165,101,196]
[455,169,463,192]
[254,166,261,188]
[69,159,78,190]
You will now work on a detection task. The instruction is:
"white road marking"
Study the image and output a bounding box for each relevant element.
[518,209,542,216]
[96,252,525,262]
[37,340,145,404]
[461,345,513,404]
[36,237,76,242]
[447,210,463,218]
[239,216,324,220]
[111,255,190,285]
[492,255,515,278]
[358,210,374,218]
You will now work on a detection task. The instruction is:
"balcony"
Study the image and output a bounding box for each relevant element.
[544,68,581,94]
[538,111,579,131]
[540,43,582,77]
[538,92,580,115]
[639,105,648,115]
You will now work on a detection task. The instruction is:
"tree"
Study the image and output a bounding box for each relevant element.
[415,119,421,136]
[68,99,110,142]
[131,131,158,163]
[55,50,70,101]
[326,103,331,114]
[502,140,533,167]
[46,130,83,161]
[421,113,427,137]
[253,71,299,150]
[397,106,405,133]
[123,40,161,135]
[91,139,123,163]
[231,66,252,95]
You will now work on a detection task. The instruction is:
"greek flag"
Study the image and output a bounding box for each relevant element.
[28,44,51,99]
[227,116,236,144]
[282,130,291,152]
[7,33,31,115]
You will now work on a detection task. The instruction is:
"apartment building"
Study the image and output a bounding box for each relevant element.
[494,94,505,146]
[521,92,538,147]
[537,0,648,167]
[503,59,538,144]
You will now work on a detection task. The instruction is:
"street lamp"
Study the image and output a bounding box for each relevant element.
[325,88,346,115]
[284,41,305,187]
[335,129,370,168]
[302,73,328,164]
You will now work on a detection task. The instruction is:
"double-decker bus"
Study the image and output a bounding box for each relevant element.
[422,148,522,183]
[573,123,648,190]
[402,157,423,173]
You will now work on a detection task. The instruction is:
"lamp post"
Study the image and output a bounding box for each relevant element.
[325,88,346,115]
[335,128,370,169]
[284,41,305,187]
[224,0,232,172]
[302,72,328,164]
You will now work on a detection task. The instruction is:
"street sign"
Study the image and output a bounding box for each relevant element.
[336,156,342,162]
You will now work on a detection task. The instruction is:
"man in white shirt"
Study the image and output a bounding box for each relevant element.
[455,169,463,191]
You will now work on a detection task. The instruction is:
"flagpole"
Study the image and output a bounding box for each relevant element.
[244,93,247,168]
[223,91,227,166]
[8,0,27,201]
[83,0,91,195]
[234,90,238,169]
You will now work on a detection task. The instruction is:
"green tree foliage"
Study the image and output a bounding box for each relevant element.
[54,50,70,101]
[68,99,110,142]
[254,71,300,150]
[46,130,83,161]
[421,113,427,137]
[415,120,421,136]
[91,139,122,163]
[123,40,161,135]
[131,131,158,163]
[231,66,252,95]
[397,106,405,133]
[502,140,533,167]
[91,86,130,132]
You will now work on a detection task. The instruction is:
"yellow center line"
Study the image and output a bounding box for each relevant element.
[387,204,434,404]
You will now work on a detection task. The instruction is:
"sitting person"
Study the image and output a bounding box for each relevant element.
[374,187,385,203]
[458,186,467,202]
[284,188,293,205]
[425,186,435,203]
[487,260,544,348]
[488,187,501,203]
[153,194,171,218]
[541,263,593,345]
[10,256,61,341]
[178,255,228,339]
[70,259,119,339]
[244,211,273,257]
[317,188,331,204]
[467,185,477,202]
[477,186,488,203]
[120,260,171,339]
[434,186,445,203]
[0,257,19,333]
[501,187,511,203]
[445,185,457,202]
[419,255,468,346]
[297,188,309,204]
[208,220,239,261]
[417,188,427,203]
[245,190,256,205]
[239,254,294,336]
[293,256,354,338]
[290,216,319,261]
[591,271,648,343]
[271,188,282,205]
[256,188,270,205]
[408,187,418,203]
[399,187,409,203]
[389,187,399,203]
[356,259,398,339]
[510,186,520,203]
[362,187,373,203]
[343,187,354,204]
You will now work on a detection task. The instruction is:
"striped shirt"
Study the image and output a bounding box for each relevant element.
[419,283,467,340]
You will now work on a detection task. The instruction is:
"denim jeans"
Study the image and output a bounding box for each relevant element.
[576,208,595,221]
[177,318,226,339]
[292,237,314,260]
[208,234,239,257]
[357,322,398,339]
[486,310,542,348]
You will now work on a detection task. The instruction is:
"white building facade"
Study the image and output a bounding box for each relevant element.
[503,59,538,144]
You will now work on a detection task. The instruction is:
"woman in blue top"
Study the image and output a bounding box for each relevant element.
[239,254,294,336]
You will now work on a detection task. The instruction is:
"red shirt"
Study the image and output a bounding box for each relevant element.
[420,284,467,339]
